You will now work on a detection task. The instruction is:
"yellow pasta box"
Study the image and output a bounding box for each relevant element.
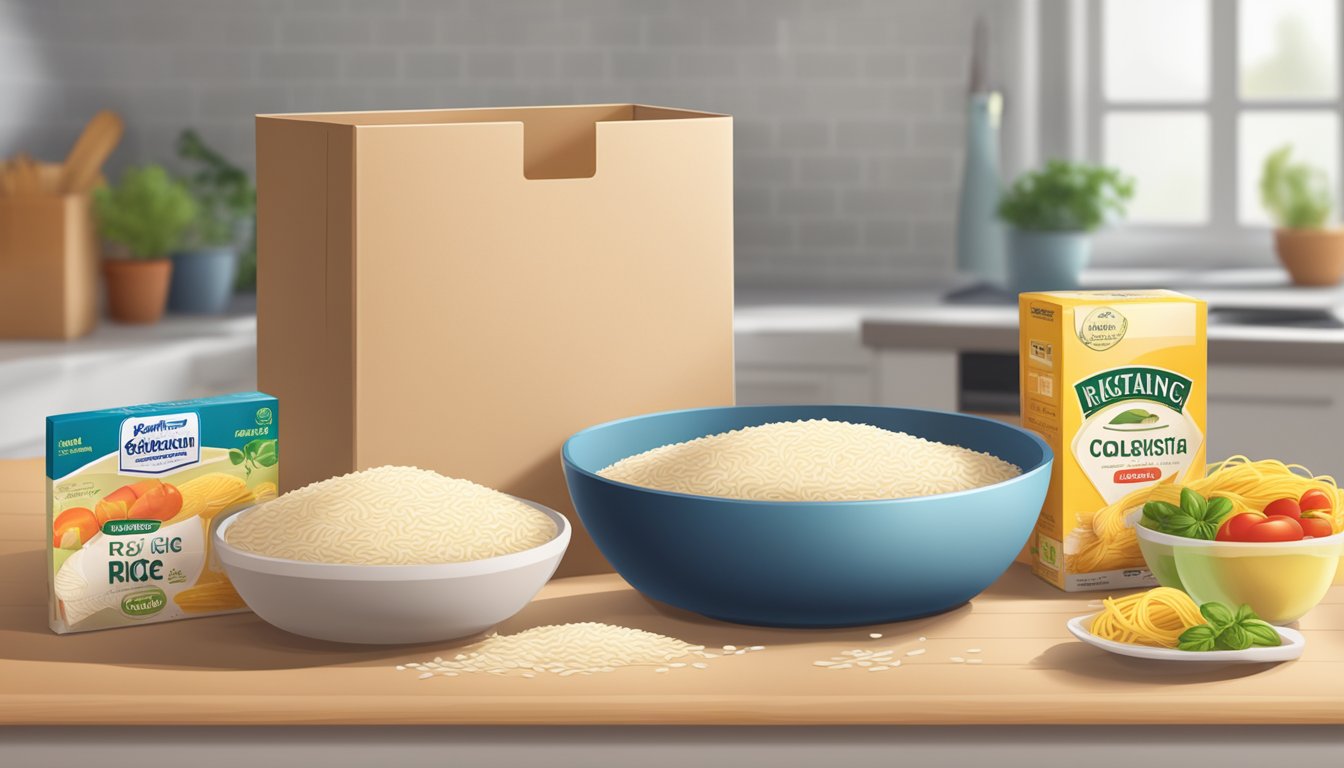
[46,392,278,633]
[1019,291,1207,591]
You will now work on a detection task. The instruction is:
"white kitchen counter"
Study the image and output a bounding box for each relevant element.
[741,269,1344,364]
[0,298,257,458]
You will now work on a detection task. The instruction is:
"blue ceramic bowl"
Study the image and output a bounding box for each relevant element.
[562,405,1052,627]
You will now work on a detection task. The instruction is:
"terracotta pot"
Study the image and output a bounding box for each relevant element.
[102,258,173,324]
[1274,229,1344,287]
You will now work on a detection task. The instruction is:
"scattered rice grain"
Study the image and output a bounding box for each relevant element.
[398,622,747,679]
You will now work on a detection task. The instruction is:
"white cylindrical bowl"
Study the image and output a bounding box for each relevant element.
[215,499,570,644]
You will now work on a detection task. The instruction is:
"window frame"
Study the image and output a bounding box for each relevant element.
[1074,0,1344,268]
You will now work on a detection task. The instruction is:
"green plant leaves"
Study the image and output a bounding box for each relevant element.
[1177,624,1218,652]
[1179,602,1282,652]
[1261,144,1332,229]
[1206,496,1234,523]
[997,160,1135,232]
[228,449,245,465]
[177,129,256,248]
[1142,488,1233,540]
[1199,601,1235,627]
[1241,619,1282,648]
[92,165,198,259]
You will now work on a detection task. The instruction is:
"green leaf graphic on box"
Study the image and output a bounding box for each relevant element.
[253,441,277,467]
[235,439,277,476]
[1109,408,1159,425]
[228,449,245,465]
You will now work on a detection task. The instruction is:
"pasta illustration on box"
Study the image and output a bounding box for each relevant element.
[46,393,278,634]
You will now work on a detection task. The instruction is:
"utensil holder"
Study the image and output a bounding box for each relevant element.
[0,174,98,340]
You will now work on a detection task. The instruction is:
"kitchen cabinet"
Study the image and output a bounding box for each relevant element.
[734,328,877,405]
[1207,363,1344,468]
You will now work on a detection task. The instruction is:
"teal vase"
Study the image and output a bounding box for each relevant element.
[1006,230,1091,293]
[956,93,1006,284]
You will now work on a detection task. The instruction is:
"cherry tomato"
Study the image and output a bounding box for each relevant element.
[1300,489,1334,515]
[1300,514,1334,539]
[1217,512,1267,542]
[1262,498,1302,520]
[1241,515,1305,542]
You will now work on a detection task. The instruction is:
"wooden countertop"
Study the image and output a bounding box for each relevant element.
[5,458,1344,726]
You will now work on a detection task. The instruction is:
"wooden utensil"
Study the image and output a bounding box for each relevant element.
[60,110,123,194]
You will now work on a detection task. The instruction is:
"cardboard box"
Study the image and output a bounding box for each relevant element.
[256,104,735,576]
[1019,290,1207,591]
[0,187,98,340]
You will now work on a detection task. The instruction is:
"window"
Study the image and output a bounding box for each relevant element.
[1085,0,1341,265]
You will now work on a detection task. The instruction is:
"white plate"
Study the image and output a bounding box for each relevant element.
[1067,614,1305,663]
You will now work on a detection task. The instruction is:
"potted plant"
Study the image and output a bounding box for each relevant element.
[93,165,196,324]
[1260,145,1344,286]
[997,161,1134,293]
[169,130,256,313]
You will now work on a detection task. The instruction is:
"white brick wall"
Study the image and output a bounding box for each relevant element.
[0,0,1019,288]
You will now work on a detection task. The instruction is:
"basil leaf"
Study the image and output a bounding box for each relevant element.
[1199,602,1235,628]
[1206,496,1234,523]
[1143,500,1181,524]
[1217,624,1250,651]
[1165,513,1200,532]
[256,452,278,468]
[1235,604,1256,624]
[1181,487,1206,518]
[1242,620,1282,648]
[1178,624,1218,652]
[243,439,265,460]
[228,449,245,466]
[1189,521,1220,541]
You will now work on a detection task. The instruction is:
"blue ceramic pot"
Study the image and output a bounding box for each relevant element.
[562,405,1052,628]
[1007,229,1090,294]
[169,247,238,314]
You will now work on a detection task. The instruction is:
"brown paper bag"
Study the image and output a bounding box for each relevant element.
[0,189,98,340]
[256,104,735,576]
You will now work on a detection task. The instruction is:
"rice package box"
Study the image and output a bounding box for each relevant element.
[46,392,278,634]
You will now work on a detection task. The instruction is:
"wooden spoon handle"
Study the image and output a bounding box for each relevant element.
[61,110,124,194]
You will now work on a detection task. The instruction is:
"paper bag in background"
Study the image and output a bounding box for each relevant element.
[256,104,735,576]
[0,176,98,340]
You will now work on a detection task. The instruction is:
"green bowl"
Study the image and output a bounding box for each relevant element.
[1135,517,1344,624]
